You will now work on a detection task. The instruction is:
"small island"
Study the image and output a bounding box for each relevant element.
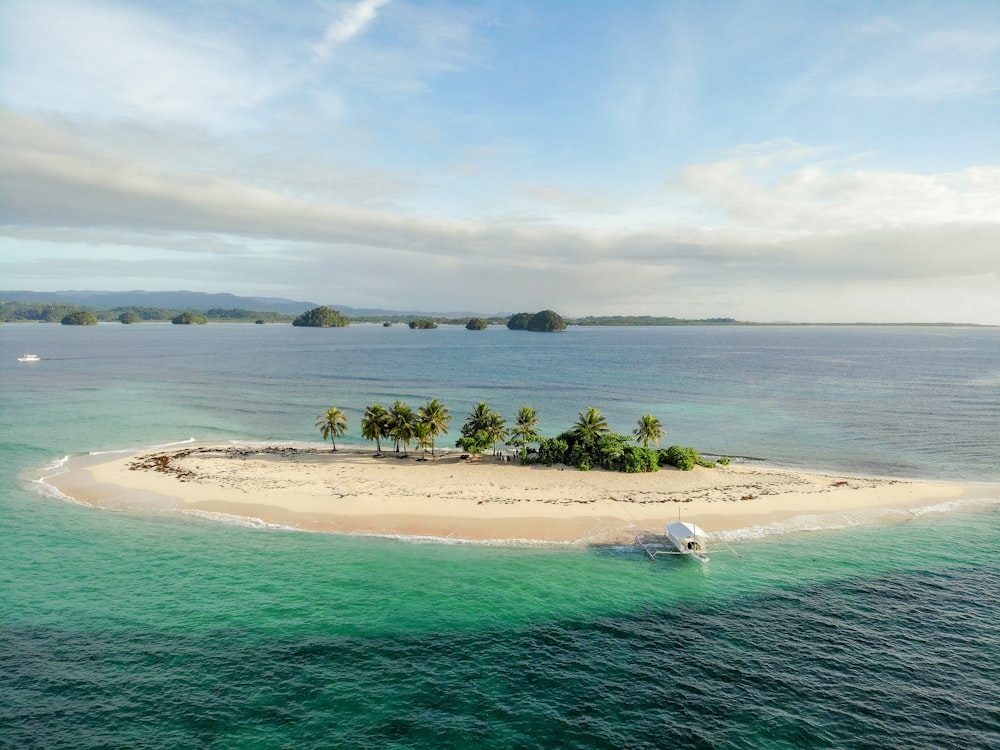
[292,306,349,327]
[61,310,98,325]
[507,310,567,332]
[172,311,208,325]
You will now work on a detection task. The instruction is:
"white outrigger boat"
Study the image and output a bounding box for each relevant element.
[665,521,710,563]
[635,520,716,564]
[17,353,41,362]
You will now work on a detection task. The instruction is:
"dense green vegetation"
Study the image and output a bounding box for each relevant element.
[0,300,294,323]
[60,310,98,325]
[292,306,349,327]
[354,399,453,457]
[507,309,567,332]
[408,319,438,329]
[171,311,207,325]
[571,315,738,326]
[465,317,488,330]
[336,399,726,472]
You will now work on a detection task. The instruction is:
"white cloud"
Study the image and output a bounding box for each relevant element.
[0,0,287,127]
[313,0,392,60]
[3,116,998,323]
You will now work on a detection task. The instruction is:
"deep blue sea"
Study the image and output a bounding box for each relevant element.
[2,323,998,749]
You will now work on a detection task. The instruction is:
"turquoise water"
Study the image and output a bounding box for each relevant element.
[2,324,998,748]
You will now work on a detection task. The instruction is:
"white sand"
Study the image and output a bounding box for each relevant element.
[44,444,975,544]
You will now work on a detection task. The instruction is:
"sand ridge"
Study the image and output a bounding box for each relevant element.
[43,443,972,544]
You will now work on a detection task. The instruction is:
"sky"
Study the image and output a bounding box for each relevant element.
[1,0,998,323]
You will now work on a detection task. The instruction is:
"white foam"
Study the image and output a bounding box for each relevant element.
[711,496,1000,543]
[37,454,71,474]
[180,509,305,531]
[25,475,94,507]
[908,496,1000,516]
[346,531,578,547]
[226,438,316,448]
[88,437,198,456]
[175,511,576,547]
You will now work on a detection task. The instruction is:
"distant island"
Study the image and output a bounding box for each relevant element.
[507,310,567,332]
[60,311,98,325]
[292,306,349,327]
[1,290,992,327]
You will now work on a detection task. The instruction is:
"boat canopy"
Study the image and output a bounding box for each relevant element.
[666,521,705,541]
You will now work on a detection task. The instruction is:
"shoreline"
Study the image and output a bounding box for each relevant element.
[35,442,988,546]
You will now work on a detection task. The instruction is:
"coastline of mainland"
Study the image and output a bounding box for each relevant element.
[41,443,986,546]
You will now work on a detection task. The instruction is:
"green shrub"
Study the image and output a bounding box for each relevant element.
[596,433,631,471]
[536,437,568,466]
[659,445,717,470]
[623,446,660,473]
[455,430,492,456]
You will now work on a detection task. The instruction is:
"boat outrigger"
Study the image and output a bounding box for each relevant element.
[636,521,711,563]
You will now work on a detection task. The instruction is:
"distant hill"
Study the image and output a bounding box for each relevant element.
[0,290,515,319]
[0,290,319,315]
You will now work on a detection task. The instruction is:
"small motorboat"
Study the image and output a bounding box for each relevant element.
[17,353,41,362]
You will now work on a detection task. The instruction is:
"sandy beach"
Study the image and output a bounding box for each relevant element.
[42,443,978,545]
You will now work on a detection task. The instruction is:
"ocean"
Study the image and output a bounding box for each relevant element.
[1,323,998,749]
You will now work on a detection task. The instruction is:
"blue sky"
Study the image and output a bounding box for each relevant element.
[1,0,998,322]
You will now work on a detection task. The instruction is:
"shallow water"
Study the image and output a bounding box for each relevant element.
[2,323,998,748]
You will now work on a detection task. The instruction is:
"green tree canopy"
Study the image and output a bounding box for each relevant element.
[316,406,348,451]
[508,406,541,460]
[418,398,452,457]
[455,430,492,457]
[633,414,665,448]
[361,403,391,454]
[506,312,533,330]
[171,311,207,325]
[118,311,142,324]
[465,317,488,330]
[293,306,349,327]
[389,400,418,454]
[460,402,507,456]
[527,310,566,332]
[61,310,98,325]
[408,319,438,329]
[572,407,610,442]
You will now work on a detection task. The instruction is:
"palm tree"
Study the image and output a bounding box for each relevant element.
[484,412,508,456]
[389,400,417,455]
[316,406,347,451]
[509,406,540,460]
[572,407,609,442]
[418,398,452,458]
[633,414,664,448]
[461,401,496,438]
[414,421,433,458]
[361,403,391,454]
